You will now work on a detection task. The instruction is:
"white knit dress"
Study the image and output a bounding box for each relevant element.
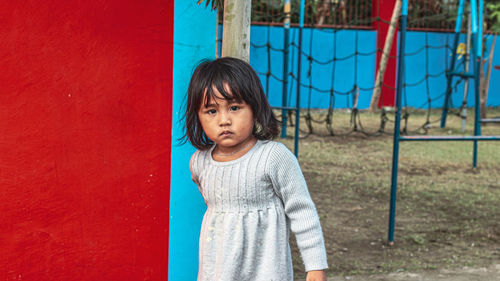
[190,140,328,281]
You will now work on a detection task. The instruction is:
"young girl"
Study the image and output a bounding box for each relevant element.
[183,57,328,281]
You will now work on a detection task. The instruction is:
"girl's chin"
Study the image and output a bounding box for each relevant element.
[216,141,239,148]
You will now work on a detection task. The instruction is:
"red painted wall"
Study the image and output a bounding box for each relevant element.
[373,0,398,107]
[0,1,173,280]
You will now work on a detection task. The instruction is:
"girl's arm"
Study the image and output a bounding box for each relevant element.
[267,142,328,272]
[189,150,200,185]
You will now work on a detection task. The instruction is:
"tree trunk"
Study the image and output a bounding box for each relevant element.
[481,35,496,119]
[369,0,401,112]
[316,2,331,26]
[221,0,251,62]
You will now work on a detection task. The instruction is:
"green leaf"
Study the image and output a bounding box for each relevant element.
[197,0,223,11]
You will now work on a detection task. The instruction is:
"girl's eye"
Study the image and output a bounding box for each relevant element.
[229,106,240,111]
[207,109,216,115]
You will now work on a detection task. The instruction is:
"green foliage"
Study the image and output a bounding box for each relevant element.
[251,0,283,23]
[251,0,371,26]
[197,0,223,10]
[486,2,500,33]
[199,0,499,32]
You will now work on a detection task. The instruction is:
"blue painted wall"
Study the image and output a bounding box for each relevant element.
[249,26,500,109]
[403,32,500,109]
[250,26,377,109]
[169,1,216,280]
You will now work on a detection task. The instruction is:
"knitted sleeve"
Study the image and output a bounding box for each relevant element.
[267,142,328,272]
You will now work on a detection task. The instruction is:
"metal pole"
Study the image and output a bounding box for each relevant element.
[461,10,471,133]
[281,0,291,138]
[388,0,407,245]
[472,0,483,167]
[478,0,483,53]
[441,0,466,128]
[294,0,305,157]
[400,135,500,141]
[470,0,478,167]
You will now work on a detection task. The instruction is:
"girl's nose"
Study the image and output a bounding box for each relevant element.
[218,112,231,126]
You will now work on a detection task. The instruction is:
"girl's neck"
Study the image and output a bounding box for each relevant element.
[212,137,257,162]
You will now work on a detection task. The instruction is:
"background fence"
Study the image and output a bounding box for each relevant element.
[250,0,498,32]
[217,0,500,136]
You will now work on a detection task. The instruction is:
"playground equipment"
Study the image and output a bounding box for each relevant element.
[247,0,498,156]
[388,0,500,245]
[274,0,305,156]
[220,0,500,248]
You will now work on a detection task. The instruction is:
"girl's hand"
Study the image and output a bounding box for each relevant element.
[306,270,327,281]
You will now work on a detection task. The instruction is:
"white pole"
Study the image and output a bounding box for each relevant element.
[221,0,252,62]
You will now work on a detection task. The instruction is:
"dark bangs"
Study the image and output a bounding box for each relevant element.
[181,57,279,150]
[202,76,245,107]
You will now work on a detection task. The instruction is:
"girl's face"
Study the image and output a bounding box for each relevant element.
[197,86,255,153]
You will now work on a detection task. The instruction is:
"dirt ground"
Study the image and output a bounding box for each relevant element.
[298,263,500,281]
[280,113,500,280]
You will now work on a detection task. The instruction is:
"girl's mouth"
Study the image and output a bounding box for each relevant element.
[220,131,233,136]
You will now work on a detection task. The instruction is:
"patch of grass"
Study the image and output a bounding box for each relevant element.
[283,108,500,276]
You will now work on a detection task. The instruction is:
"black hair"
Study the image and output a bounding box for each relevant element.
[181,57,279,150]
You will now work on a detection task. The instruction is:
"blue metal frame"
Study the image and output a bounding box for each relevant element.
[294,0,305,157]
[472,0,482,167]
[440,0,466,128]
[401,136,500,141]
[281,0,291,139]
[388,0,408,245]
[276,0,304,158]
[388,0,499,245]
